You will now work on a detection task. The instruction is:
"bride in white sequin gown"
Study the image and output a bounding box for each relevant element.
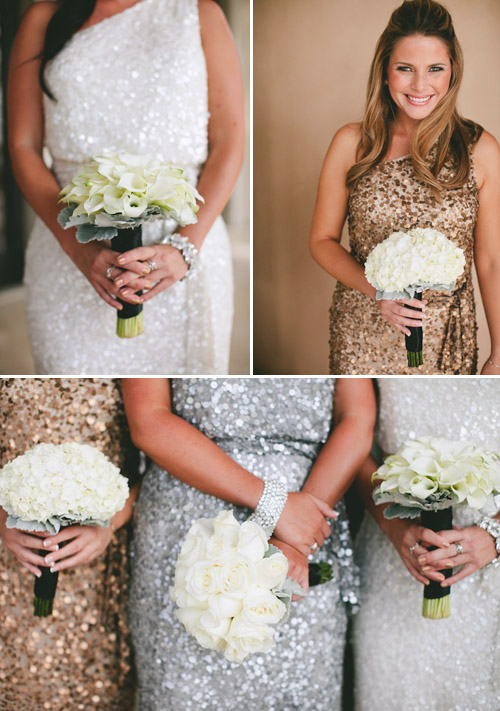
[10,0,242,374]
[123,378,375,711]
[353,378,500,711]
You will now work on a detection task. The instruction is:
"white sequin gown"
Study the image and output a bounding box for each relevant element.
[130,378,359,711]
[353,378,500,711]
[24,0,233,375]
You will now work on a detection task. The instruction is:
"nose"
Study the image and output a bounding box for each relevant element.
[411,71,428,94]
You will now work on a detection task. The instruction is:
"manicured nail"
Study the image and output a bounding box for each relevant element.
[46,557,53,564]
[443,541,450,547]
[35,570,41,578]
[440,581,448,587]
[43,539,52,548]
[144,282,152,289]
[424,580,429,585]
[122,290,131,297]
[50,566,57,573]
[115,278,124,286]
[418,556,426,564]
[446,561,454,568]
[142,268,150,276]
[118,256,125,264]
[421,565,430,571]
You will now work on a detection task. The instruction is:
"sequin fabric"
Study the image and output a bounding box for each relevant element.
[130,378,358,711]
[353,378,500,711]
[0,379,137,711]
[25,0,233,375]
[329,147,479,374]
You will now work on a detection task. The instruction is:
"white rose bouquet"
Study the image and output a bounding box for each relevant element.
[371,436,500,618]
[364,228,465,367]
[170,510,332,663]
[58,152,203,338]
[0,442,129,616]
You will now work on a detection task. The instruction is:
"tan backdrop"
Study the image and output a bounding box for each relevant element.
[254,0,500,374]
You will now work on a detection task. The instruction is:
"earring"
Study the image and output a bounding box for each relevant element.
[384,79,388,85]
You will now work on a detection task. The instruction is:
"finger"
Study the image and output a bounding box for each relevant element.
[404,560,430,585]
[118,288,144,305]
[21,561,42,577]
[435,528,466,544]
[321,520,332,539]
[398,315,423,327]
[45,539,83,565]
[396,304,425,320]
[15,534,58,551]
[440,563,475,587]
[117,248,156,266]
[400,298,428,309]
[311,496,337,519]
[50,550,89,572]
[140,279,176,303]
[19,548,54,568]
[43,527,84,548]
[93,281,123,310]
[416,527,450,549]
[394,322,411,337]
[115,271,156,290]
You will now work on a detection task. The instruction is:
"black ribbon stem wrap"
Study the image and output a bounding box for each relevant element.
[421,508,453,619]
[34,546,62,617]
[405,291,424,367]
[113,225,144,338]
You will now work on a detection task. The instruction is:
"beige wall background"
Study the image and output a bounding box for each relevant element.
[254,0,500,374]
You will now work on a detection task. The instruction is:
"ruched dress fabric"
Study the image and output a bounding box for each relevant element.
[129,378,358,711]
[25,0,233,375]
[329,146,479,374]
[353,378,500,711]
[0,378,138,711]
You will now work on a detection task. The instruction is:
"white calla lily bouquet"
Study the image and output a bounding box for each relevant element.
[0,442,129,616]
[170,510,332,663]
[372,436,500,618]
[364,228,465,367]
[57,152,203,338]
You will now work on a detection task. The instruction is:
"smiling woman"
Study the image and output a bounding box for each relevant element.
[308,0,500,375]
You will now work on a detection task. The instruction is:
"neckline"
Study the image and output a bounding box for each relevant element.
[381,154,410,164]
[76,0,149,38]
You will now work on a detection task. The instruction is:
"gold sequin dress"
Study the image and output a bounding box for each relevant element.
[0,379,137,711]
[329,146,479,374]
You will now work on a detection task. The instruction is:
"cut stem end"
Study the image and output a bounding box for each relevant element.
[422,594,450,619]
[407,350,423,368]
[117,312,144,339]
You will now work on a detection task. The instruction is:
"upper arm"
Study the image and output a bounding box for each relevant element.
[473,130,500,266]
[7,1,57,155]
[121,378,172,439]
[198,0,245,151]
[333,377,376,428]
[309,123,360,247]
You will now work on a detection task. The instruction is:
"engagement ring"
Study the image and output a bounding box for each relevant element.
[409,543,418,556]
[456,542,463,555]
[106,266,114,280]
[147,259,157,272]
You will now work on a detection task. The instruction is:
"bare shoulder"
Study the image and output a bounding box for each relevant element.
[198,0,229,32]
[473,130,500,188]
[325,122,361,169]
[15,1,59,54]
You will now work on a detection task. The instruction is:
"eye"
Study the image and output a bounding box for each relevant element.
[429,66,445,72]
[396,66,412,72]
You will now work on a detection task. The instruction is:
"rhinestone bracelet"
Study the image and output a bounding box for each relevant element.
[161,232,198,282]
[249,479,288,538]
[478,515,500,568]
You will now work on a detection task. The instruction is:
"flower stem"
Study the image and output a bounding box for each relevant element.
[407,350,423,367]
[422,595,450,619]
[116,312,144,338]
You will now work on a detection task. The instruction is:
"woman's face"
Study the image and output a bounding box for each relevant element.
[387,34,452,122]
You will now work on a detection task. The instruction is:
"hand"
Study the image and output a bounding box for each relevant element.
[274,492,336,558]
[0,517,57,577]
[115,244,189,303]
[269,538,309,599]
[67,240,143,309]
[377,297,427,336]
[416,525,498,588]
[381,517,451,585]
[40,525,114,572]
[480,357,500,375]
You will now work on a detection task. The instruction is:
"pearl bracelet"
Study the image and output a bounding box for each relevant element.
[478,515,500,568]
[249,479,288,538]
[161,232,198,282]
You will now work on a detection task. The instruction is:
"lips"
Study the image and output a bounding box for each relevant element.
[405,94,433,106]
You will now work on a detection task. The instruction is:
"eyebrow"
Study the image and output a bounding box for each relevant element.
[394,61,449,67]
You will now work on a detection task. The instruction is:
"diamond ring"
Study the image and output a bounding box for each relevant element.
[106,266,114,280]
[456,542,463,555]
[409,543,418,556]
[310,542,319,552]
[147,259,157,272]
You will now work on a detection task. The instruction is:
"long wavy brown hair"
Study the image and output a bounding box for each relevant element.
[346,0,481,195]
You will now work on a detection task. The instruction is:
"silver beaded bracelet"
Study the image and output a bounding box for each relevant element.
[161,232,198,282]
[248,479,288,538]
[478,515,500,568]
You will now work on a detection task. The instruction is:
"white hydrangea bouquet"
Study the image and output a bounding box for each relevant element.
[170,510,332,663]
[58,152,203,338]
[371,436,500,618]
[0,442,129,617]
[365,228,465,367]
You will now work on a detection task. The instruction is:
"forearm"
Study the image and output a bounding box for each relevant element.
[302,416,374,507]
[178,137,244,251]
[310,238,376,299]
[476,259,500,358]
[10,145,77,257]
[127,407,264,509]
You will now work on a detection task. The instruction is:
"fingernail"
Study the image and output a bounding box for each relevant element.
[50,566,57,573]
[122,290,131,297]
[422,565,430,571]
[46,557,53,564]
[443,541,450,547]
[144,282,152,289]
[43,540,52,548]
[50,545,59,551]
[115,279,123,286]
[142,268,150,276]
[446,561,454,568]
[440,582,448,587]
[418,556,426,564]
[118,256,125,264]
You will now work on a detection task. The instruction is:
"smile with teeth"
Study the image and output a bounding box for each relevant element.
[406,94,433,105]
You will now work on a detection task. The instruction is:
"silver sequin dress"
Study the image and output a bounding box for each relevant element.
[130,378,358,711]
[25,0,233,375]
[353,378,500,711]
